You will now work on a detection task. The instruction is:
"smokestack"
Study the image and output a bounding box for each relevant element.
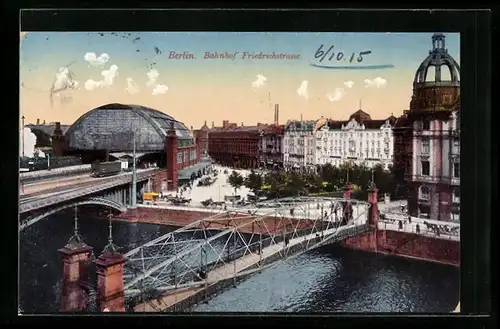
[274,104,279,125]
[36,118,40,125]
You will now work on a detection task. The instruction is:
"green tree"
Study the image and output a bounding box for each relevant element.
[244,170,263,194]
[227,171,244,195]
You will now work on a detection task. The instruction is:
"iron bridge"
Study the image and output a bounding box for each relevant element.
[121,196,372,307]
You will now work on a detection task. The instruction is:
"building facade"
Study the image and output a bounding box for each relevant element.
[208,120,264,169]
[259,124,285,169]
[283,120,316,171]
[400,33,460,222]
[314,110,396,169]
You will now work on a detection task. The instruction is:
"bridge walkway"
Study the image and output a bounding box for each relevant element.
[133,221,368,312]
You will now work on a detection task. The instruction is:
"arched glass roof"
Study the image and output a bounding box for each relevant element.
[65,103,194,152]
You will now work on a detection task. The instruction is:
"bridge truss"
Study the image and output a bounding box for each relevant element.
[122,196,371,306]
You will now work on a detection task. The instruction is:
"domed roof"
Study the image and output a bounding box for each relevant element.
[413,33,460,87]
[199,120,210,131]
[65,103,194,152]
[349,109,372,122]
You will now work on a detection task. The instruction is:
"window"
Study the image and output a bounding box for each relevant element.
[177,152,183,164]
[419,185,430,200]
[421,139,430,154]
[453,162,460,178]
[422,120,431,130]
[453,188,460,203]
[421,160,430,176]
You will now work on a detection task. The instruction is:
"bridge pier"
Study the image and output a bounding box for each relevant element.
[58,242,93,312]
[93,251,127,312]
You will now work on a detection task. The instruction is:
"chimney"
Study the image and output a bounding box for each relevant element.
[274,104,279,125]
[190,125,193,131]
[36,118,40,125]
[43,120,46,125]
[55,122,61,131]
[211,121,215,128]
[241,122,244,126]
[300,113,303,122]
[222,120,229,129]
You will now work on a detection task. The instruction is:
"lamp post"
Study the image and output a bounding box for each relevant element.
[131,131,137,209]
[21,116,25,159]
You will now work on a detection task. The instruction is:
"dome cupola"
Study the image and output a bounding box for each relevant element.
[410,33,460,112]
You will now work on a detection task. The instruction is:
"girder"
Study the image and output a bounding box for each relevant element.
[19,169,158,214]
[123,196,371,300]
[19,197,127,231]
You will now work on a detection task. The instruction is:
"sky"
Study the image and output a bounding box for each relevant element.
[19,32,460,129]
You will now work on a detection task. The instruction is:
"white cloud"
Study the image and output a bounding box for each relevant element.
[326,88,346,102]
[146,69,160,88]
[364,77,387,88]
[152,84,168,95]
[344,80,355,88]
[84,64,119,91]
[125,77,140,94]
[297,80,309,100]
[251,74,267,88]
[53,67,79,92]
[84,52,110,67]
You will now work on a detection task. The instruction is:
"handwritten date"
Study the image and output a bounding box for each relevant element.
[314,45,372,63]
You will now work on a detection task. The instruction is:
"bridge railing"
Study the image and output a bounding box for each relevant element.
[378,214,460,241]
[19,169,160,213]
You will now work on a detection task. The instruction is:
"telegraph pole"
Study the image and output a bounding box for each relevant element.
[131,131,137,209]
[21,116,25,158]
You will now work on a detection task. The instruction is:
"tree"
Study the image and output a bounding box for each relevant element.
[227,171,244,195]
[244,170,263,194]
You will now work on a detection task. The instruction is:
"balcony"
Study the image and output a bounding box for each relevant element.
[405,173,439,183]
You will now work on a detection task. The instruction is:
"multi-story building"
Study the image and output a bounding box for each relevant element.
[193,121,210,159]
[313,110,396,169]
[208,120,263,169]
[399,33,460,222]
[259,124,285,169]
[207,105,283,169]
[283,120,316,171]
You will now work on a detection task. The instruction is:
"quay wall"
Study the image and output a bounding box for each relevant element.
[115,207,320,235]
[342,229,460,267]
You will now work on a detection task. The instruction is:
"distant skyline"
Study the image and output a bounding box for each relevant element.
[20,32,460,128]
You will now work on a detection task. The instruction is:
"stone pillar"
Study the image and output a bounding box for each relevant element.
[52,122,65,157]
[438,184,452,221]
[343,183,353,200]
[92,252,127,312]
[165,122,179,191]
[367,184,379,227]
[58,243,93,312]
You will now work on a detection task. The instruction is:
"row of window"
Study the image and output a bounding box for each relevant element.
[419,185,460,202]
[176,149,198,164]
[315,131,391,139]
[420,160,460,178]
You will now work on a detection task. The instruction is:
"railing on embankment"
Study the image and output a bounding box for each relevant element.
[130,223,369,312]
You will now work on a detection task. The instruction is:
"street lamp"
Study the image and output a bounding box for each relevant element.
[130,131,137,209]
[21,116,25,159]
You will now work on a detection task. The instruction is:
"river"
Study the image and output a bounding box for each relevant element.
[19,213,459,313]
